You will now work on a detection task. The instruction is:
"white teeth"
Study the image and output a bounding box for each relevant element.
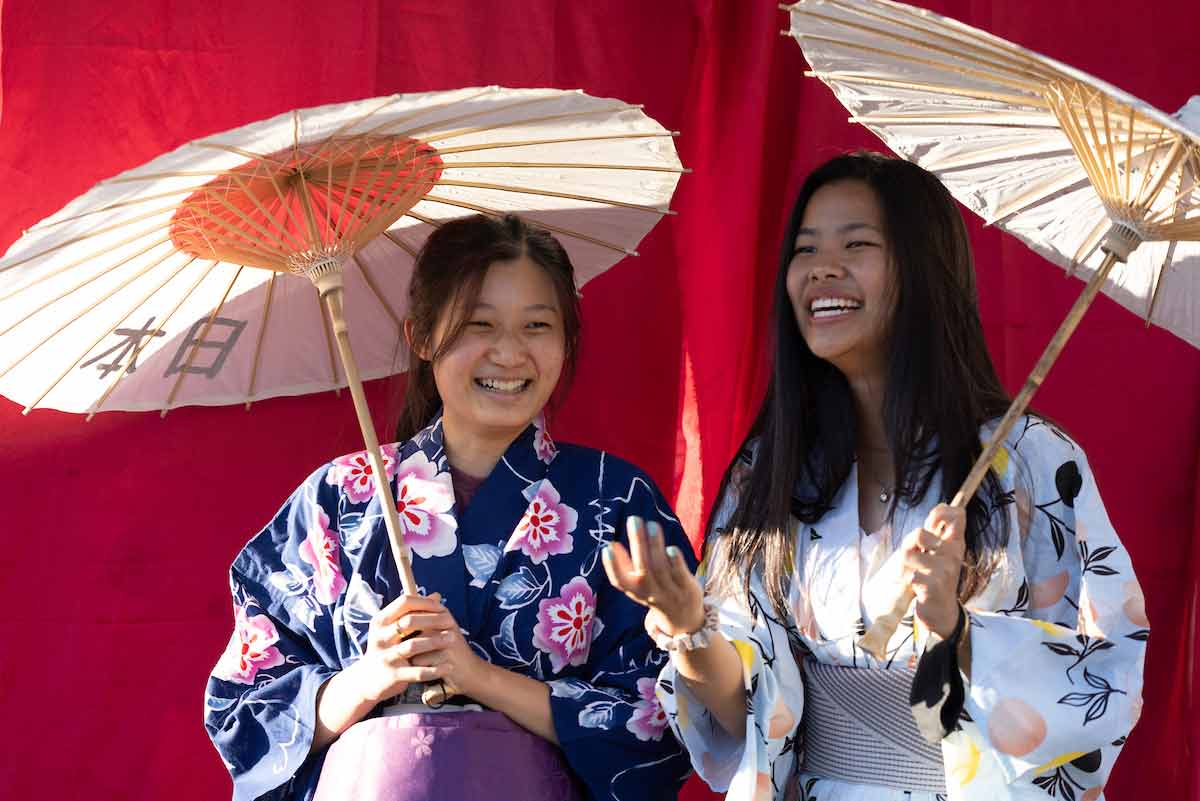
[809,297,862,315]
[477,378,527,392]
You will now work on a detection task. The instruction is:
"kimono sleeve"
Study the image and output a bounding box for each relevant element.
[543,464,694,801]
[657,464,805,801]
[961,423,1148,787]
[203,471,346,801]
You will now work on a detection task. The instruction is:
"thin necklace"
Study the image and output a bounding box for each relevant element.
[858,460,893,504]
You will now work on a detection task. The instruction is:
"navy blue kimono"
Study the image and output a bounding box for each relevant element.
[204,414,694,801]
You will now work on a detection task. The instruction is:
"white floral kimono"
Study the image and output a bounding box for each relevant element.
[658,418,1147,801]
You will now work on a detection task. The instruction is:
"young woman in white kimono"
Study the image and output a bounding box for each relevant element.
[603,152,1148,801]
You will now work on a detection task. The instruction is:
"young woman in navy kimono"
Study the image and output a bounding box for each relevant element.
[205,214,694,801]
[605,153,1147,801]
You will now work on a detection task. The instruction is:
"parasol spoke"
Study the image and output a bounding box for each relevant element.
[356,87,500,141]
[350,253,404,333]
[435,131,679,156]
[31,187,200,232]
[806,70,1048,110]
[433,179,674,214]
[0,239,176,336]
[1069,217,1111,276]
[439,160,688,173]
[0,234,171,304]
[988,165,1094,225]
[392,93,592,140]
[0,207,177,274]
[417,104,644,146]
[383,230,420,257]
[106,168,237,184]
[244,271,278,409]
[194,141,293,169]
[418,194,636,254]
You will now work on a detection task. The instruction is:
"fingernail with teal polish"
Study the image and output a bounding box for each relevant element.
[626,516,643,536]
[602,544,613,560]
[648,522,662,539]
[666,545,680,559]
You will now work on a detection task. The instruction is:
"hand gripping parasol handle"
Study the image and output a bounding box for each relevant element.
[316,273,420,597]
[857,233,1132,660]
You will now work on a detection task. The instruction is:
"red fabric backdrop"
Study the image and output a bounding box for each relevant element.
[0,2,1194,799]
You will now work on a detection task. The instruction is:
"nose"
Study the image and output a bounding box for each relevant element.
[808,256,846,282]
[487,328,528,367]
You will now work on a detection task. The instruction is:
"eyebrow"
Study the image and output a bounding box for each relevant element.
[795,222,882,237]
[472,302,559,312]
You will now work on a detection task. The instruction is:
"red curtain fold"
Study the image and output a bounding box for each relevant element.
[0,2,1194,799]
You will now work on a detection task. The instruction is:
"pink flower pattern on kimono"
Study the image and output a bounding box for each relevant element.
[325,445,399,504]
[533,415,557,464]
[394,451,457,559]
[298,505,348,604]
[505,480,577,564]
[533,576,598,672]
[627,678,669,741]
[213,606,286,685]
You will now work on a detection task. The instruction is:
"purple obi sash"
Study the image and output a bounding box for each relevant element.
[313,709,585,801]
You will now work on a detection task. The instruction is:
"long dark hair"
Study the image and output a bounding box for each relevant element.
[707,151,1013,620]
[394,213,582,441]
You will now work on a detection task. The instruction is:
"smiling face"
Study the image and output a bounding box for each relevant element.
[785,179,894,381]
[428,254,566,445]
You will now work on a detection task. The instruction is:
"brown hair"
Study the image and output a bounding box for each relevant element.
[707,152,1013,620]
[394,213,582,441]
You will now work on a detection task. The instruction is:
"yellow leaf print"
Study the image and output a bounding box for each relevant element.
[990,445,1010,479]
[1035,752,1088,775]
[945,736,981,785]
[696,541,714,580]
[732,639,757,682]
[1030,619,1073,637]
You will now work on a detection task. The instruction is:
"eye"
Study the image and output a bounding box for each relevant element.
[792,243,816,256]
[466,320,493,329]
[527,320,553,331]
[846,240,879,249]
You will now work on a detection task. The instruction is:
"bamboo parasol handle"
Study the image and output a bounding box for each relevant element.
[317,277,420,597]
[319,273,451,705]
[857,243,1126,660]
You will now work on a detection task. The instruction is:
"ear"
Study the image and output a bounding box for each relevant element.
[404,319,432,362]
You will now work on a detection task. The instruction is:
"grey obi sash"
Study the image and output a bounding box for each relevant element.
[800,657,947,793]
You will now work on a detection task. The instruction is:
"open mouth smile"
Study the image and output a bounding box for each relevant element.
[809,296,863,320]
[474,377,533,394]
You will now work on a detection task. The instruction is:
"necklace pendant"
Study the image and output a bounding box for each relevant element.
[879,489,891,504]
